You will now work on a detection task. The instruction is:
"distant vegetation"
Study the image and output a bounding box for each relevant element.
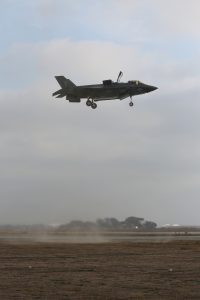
[0,218,200,234]
[0,217,158,233]
[57,216,157,232]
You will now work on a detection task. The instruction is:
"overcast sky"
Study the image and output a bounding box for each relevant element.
[1,0,200,225]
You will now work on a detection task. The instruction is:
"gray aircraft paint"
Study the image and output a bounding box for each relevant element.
[52,72,157,109]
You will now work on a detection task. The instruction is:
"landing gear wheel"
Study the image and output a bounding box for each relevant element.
[86,99,92,106]
[91,102,97,109]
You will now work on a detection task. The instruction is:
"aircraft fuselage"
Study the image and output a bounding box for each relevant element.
[76,81,157,101]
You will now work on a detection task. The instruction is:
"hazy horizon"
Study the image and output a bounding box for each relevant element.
[1,0,200,226]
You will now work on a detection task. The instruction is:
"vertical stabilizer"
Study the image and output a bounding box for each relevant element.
[55,76,76,91]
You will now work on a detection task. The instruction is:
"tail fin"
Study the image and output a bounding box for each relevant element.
[55,76,76,90]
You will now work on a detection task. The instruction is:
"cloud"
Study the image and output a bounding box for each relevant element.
[1,37,200,226]
[1,0,200,226]
[151,0,200,37]
[33,0,200,40]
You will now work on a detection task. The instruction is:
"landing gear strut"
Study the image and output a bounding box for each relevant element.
[86,98,97,109]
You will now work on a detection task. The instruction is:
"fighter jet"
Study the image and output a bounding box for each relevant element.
[52,71,157,109]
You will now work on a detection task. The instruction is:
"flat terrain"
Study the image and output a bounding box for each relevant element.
[0,240,199,299]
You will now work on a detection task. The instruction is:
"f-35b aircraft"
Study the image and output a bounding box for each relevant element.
[52,71,157,109]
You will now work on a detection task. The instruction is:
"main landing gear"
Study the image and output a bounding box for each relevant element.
[86,98,97,109]
[129,96,134,107]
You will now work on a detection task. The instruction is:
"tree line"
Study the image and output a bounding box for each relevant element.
[57,216,157,231]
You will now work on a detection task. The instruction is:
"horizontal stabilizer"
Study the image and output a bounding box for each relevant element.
[52,89,63,96]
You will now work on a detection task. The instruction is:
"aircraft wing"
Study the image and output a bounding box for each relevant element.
[119,94,129,100]
[119,89,131,100]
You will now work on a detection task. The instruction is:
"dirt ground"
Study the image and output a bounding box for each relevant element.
[0,240,199,300]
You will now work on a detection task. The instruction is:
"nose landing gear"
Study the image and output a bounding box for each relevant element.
[129,96,134,107]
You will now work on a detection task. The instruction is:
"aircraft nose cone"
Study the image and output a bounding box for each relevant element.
[152,86,158,91]
[147,85,158,92]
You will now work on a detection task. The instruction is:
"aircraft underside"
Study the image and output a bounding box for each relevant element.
[84,94,133,109]
[75,87,132,109]
[94,96,122,101]
[65,88,134,109]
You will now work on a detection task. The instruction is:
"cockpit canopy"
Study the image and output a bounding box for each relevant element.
[128,80,140,85]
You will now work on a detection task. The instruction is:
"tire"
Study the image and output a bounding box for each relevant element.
[91,103,97,109]
[86,100,92,106]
